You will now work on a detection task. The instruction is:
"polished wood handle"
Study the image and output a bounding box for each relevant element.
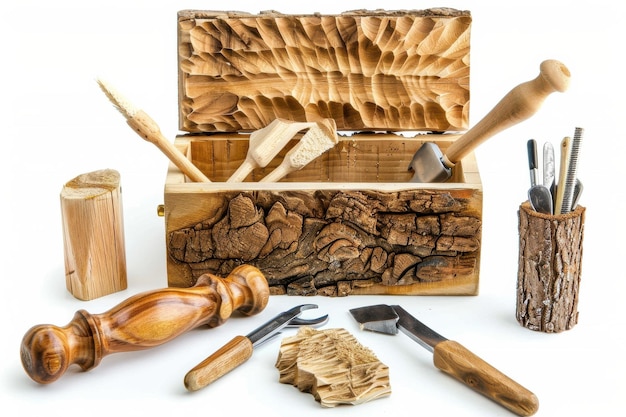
[20,265,269,384]
[444,59,570,165]
[184,335,253,391]
[433,340,539,416]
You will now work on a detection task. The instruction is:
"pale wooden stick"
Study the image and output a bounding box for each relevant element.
[554,136,571,215]
[97,79,211,183]
[260,119,338,182]
[61,169,127,300]
[228,119,314,182]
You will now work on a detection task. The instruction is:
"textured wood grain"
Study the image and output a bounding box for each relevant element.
[177,9,470,132]
[433,340,539,416]
[275,327,391,407]
[60,169,127,300]
[516,201,585,332]
[164,135,482,295]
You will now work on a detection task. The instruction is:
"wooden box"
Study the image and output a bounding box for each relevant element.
[164,9,482,296]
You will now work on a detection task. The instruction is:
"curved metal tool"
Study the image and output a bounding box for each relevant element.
[184,304,328,391]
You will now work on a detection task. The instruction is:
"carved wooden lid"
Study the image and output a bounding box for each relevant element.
[177,9,471,133]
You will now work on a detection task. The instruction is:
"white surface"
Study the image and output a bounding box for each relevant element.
[1,1,624,416]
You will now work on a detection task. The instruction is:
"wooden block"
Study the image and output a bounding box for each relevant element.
[164,133,482,295]
[164,10,481,296]
[275,327,391,407]
[177,9,471,133]
[61,169,127,300]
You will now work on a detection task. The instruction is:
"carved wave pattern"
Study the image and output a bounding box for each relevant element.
[178,11,471,132]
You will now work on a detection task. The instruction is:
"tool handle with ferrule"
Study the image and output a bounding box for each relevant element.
[433,340,539,416]
[184,335,254,391]
[20,265,269,384]
[444,60,570,166]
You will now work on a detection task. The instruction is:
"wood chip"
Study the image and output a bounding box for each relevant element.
[275,327,391,407]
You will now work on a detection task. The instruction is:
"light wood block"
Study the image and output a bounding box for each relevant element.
[61,169,127,300]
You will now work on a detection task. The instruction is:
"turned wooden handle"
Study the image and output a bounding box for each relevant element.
[184,335,253,391]
[20,265,269,384]
[444,60,570,165]
[433,340,539,416]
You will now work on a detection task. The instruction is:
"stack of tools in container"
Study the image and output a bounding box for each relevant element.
[525,127,584,215]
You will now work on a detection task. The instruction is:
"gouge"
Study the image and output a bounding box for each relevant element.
[409,59,570,182]
[21,265,269,384]
[350,304,539,416]
[184,304,328,391]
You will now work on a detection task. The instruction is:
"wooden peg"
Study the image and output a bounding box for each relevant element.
[60,169,127,300]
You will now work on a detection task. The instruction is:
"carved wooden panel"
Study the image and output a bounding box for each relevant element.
[177,9,471,133]
[165,187,481,296]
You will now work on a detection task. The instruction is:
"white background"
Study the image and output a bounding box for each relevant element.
[1,1,624,416]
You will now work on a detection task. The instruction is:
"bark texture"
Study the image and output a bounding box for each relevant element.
[516,201,585,332]
[167,189,481,295]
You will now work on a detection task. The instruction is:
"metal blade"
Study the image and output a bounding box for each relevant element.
[349,304,399,335]
[408,142,452,183]
[543,141,555,188]
[246,304,318,346]
[391,305,447,353]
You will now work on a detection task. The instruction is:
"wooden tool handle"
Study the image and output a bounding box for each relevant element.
[128,111,212,183]
[184,335,253,391]
[433,340,539,416]
[444,60,570,165]
[20,265,269,384]
[554,136,571,214]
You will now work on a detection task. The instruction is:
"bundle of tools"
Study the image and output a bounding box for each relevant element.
[99,59,571,186]
[20,282,539,415]
[97,78,338,184]
[525,127,584,215]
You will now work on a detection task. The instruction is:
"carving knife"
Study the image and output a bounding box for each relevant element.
[184,304,328,391]
[349,304,539,416]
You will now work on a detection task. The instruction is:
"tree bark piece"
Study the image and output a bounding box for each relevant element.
[275,327,391,407]
[166,186,482,295]
[60,169,127,300]
[516,201,585,332]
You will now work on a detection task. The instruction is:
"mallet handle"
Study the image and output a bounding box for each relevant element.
[444,60,570,166]
[20,265,269,384]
